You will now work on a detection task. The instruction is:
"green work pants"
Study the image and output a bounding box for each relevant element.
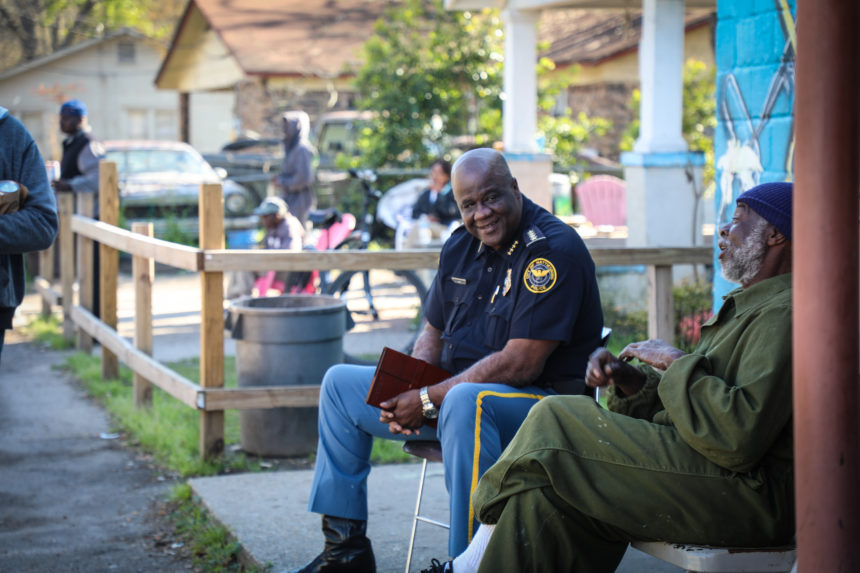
[473,396,794,573]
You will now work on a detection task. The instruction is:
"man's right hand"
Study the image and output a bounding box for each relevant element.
[585,348,646,397]
[51,180,72,192]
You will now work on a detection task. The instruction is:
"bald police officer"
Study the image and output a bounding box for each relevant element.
[289,149,603,573]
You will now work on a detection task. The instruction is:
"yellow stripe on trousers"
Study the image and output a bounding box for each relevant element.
[468,390,546,541]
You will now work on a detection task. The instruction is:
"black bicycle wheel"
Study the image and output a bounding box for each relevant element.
[324,268,429,365]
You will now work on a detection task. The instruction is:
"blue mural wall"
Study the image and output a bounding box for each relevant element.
[713,0,796,307]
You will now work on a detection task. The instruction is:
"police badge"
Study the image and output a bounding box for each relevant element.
[523,258,557,293]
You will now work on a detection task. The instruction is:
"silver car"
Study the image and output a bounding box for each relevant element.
[104,140,261,241]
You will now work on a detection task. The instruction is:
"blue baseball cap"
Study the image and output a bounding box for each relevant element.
[60,99,87,117]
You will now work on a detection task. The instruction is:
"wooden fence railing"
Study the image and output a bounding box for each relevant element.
[34,160,712,459]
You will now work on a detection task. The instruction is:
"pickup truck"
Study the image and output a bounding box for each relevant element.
[204,110,372,210]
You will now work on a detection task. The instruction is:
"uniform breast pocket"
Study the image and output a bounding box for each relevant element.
[443,283,472,335]
[483,296,514,350]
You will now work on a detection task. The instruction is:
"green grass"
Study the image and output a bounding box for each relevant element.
[65,352,260,477]
[30,314,413,470]
[169,484,270,572]
[371,436,417,464]
[23,314,74,350]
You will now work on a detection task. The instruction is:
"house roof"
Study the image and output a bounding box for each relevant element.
[156,0,712,87]
[166,0,389,80]
[0,28,154,82]
[539,9,713,67]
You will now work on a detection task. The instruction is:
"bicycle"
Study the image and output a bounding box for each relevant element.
[313,168,429,364]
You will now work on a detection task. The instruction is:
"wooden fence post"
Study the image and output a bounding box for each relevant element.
[99,161,119,380]
[647,264,674,342]
[132,222,154,408]
[58,193,75,342]
[38,245,54,317]
[76,193,95,351]
[199,183,225,458]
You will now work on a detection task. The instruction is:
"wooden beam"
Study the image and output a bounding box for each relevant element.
[71,216,201,271]
[33,277,62,307]
[588,247,712,267]
[199,183,225,459]
[70,305,200,408]
[202,248,442,272]
[76,194,95,352]
[200,246,711,273]
[99,161,119,381]
[58,193,75,342]
[38,245,54,316]
[199,385,321,411]
[132,222,154,409]
[647,264,674,342]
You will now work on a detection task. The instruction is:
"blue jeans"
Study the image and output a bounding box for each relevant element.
[307,364,552,556]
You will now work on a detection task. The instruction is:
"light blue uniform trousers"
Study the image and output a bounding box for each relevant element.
[307,364,552,556]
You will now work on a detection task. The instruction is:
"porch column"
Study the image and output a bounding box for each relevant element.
[622,0,704,250]
[503,8,538,154]
[794,0,860,568]
[502,7,553,211]
[634,0,687,154]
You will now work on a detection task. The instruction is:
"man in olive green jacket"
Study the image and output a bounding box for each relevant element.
[420,181,794,573]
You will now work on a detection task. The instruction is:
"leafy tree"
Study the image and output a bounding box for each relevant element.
[620,58,717,186]
[535,56,611,170]
[352,0,505,168]
[351,0,609,173]
[0,0,183,70]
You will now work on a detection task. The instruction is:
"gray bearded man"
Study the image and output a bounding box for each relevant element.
[422,181,794,573]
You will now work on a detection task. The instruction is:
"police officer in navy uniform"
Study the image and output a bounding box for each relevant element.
[289,148,603,573]
[51,99,104,317]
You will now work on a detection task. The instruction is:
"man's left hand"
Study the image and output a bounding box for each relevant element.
[379,389,425,435]
[619,339,686,371]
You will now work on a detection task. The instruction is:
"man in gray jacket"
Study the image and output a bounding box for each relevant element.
[272,110,316,224]
[0,107,59,361]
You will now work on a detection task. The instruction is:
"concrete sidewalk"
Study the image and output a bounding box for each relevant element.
[189,462,683,573]
[19,273,682,572]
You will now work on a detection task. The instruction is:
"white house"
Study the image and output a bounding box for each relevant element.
[0,28,232,159]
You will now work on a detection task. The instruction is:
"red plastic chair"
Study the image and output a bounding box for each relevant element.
[574,175,627,227]
[254,271,286,296]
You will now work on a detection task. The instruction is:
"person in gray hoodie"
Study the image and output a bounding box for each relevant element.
[272,110,316,224]
[0,107,59,361]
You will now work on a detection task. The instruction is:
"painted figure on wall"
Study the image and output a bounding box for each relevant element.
[714,0,795,303]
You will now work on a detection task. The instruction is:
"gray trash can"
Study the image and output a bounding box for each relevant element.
[226,294,347,457]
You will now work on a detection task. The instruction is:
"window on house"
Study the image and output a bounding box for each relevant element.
[126,110,149,139]
[154,110,178,140]
[118,41,136,63]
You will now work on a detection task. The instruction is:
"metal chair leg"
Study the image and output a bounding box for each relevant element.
[405,458,428,573]
[403,441,449,573]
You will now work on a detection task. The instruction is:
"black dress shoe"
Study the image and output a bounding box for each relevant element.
[287,515,376,573]
[421,558,452,573]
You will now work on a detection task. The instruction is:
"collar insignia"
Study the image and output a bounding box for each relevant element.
[524,226,546,247]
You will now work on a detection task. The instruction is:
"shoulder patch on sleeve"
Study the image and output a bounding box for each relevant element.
[523,258,557,293]
[524,225,546,247]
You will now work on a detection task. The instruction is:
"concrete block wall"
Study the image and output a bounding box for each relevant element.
[712,0,795,305]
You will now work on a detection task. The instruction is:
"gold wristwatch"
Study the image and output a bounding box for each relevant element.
[419,386,438,419]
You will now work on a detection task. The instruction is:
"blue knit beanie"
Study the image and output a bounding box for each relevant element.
[60,99,87,117]
[737,182,793,240]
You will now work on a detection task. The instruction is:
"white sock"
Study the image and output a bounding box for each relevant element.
[451,523,495,573]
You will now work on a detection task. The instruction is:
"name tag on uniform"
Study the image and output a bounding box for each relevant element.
[451,277,467,285]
